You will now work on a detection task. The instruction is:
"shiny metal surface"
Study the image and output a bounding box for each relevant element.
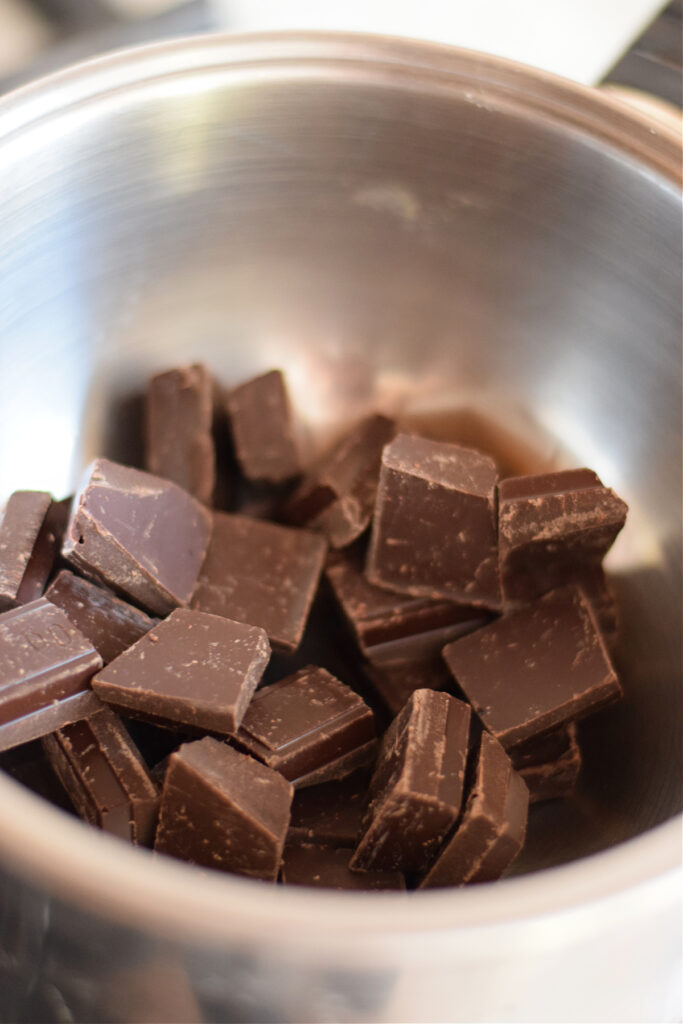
[0,33,680,1022]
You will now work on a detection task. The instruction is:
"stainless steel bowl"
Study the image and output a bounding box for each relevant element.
[0,33,680,1023]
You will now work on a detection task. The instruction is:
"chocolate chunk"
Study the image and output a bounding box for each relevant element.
[327,545,490,715]
[366,435,502,609]
[62,458,212,617]
[420,731,528,888]
[0,598,103,752]
[326,546,488,654]
[288,768,371,847]
[42,707,159,845]
[511,722,581,803]
[0,492,58,611]
[92,608,269,735]
[234,666,376,788]
[281,843,405,890]
[145,364,215,504]
[225,369,301,484]
[350,690,470,873]
[155,737,293,880]
[498,468,628,604]
[191,512,326,652]
[45,570,156,664]
[443,586,622,749]
[284,414,396,548]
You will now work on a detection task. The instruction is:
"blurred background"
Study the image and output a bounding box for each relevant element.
[0,0,681,117]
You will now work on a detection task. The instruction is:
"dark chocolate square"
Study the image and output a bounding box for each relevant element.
[234,666,376,788]
[92,608,270,735]
[419,730,528,888]
[443,585,622,749]
[225,369,301,483]
[498,468,628,603]
[350,689,470,873]
[284,414,396,548]
[62,458,212,616]
[0,598,103,751]
[366,434,502,609]
[155,737,293,880]
[191,512,326,652]
[145,364,215,505]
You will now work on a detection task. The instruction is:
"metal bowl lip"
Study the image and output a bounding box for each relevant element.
[0,29,680,181]
[0,30,680,952]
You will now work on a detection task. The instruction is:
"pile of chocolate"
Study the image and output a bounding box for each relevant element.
[0,366,628,891]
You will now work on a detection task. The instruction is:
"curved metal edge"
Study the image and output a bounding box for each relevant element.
[0,31,680,183]
[0,770,679,960]
[0,29,679,950]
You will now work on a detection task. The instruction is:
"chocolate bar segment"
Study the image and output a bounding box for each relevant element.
[498,468,628,604]
[288,768,370,847]
[281,843,405,890]
[191,512,326,652]
[45,570,156,664]
[155,737,293,880]
[225,369,301,484]
[327,546,490,715]
[92,608,269,735]
[420,731,528,888]
[366,435,502,609]
[145,364,215,504]
[62,458,212,616]
[284,414,396,548]
[0,492,58,611]
[350,690,470,873]
[0,598,103,752]
[42,707,159,845]
[511,722,581,803]
[326,546,487,653]
[234,666,376,788]
[443,586,621,749]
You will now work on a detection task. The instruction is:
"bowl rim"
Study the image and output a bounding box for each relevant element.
[0,30,680,954]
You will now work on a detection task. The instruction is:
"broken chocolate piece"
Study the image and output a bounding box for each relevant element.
[191,512,326,652]
[0,598,103,752]
[511,722,581,803]
[350,689,470,873]
[288,768,370,847]
[470,767,529,883]
[234,666,376,788]
[366,434,502,609]
[62,458,212,617]
[92,608,269,735]
[155,737,293,880]
[498,468,628,604]
[225,369,301,484]
[0,492,59,611]
[284,414,396,548]
[145,364,215,504]
[45,570,156,664]
[42,706,159,845]
[443,585,622,749]
[327,545,490,715]
[326,546,487,654]
[420,731,528,888]
[281,843,405,890]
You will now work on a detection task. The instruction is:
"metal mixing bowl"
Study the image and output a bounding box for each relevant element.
[0,33,680,1023]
